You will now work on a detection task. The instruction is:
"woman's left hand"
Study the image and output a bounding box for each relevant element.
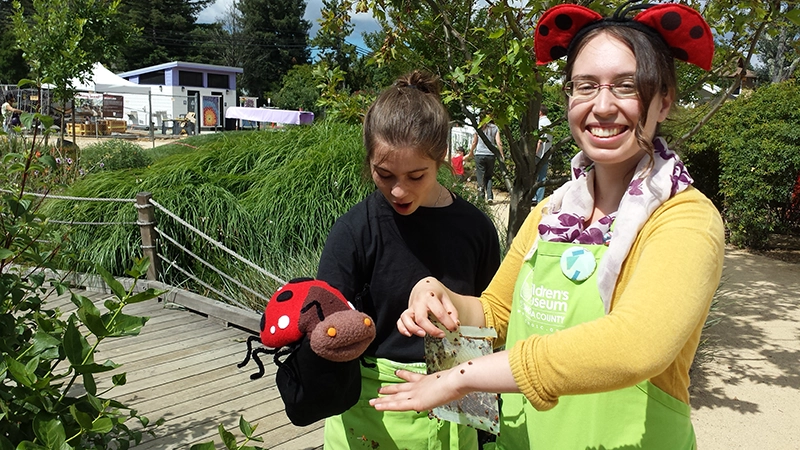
[369,368,465,412]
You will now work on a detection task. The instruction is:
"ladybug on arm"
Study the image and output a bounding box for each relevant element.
[239,277,376,379]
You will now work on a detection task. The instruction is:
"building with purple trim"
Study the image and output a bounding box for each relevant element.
[117,61,243,131]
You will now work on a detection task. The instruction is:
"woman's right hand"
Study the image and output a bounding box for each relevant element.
[397,276,459,338]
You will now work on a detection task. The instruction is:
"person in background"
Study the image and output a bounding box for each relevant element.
[534,105,553,204]
[317,70,501,450]
[452,145,466,181]
[468,116,504,204]
[371,3,724,449]
[2,93,23,134]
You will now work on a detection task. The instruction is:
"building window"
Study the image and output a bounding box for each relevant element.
[208,73,229,89]
[179,70,204,87]
[139,70,165,85]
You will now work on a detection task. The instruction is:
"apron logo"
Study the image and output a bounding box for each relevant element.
[519,276,570,330]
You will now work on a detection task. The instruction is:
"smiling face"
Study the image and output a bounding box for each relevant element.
[370,143,442,215]
[567,32,672,172]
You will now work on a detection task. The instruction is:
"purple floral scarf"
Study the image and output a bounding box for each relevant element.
[525,137,693,313]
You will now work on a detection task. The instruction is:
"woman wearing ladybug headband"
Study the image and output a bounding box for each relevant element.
[371,2,724,448]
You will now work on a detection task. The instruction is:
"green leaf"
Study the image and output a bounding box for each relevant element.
[20,113,35,130]
[788,9,800,26]
[125,288,166,304]
[0,435,14,450]
[488,29,504,39]
[33,415,66,449]
[107,313,148,337]
[37,155,57,171]
[189,443,216,450]
[90,416,113,433]
[239,416,257,438]
[16,441,47,450]
[96,264,126,300]
[70,405,93,430]
[219,423,236,449]
[33,113,54,129]
[5,356,36,387]
[86,394,104,412]
[77,295,109,337]
[104,299,121,310]
[63,319,92,366]
[0,249,13,260]
[73,360,118,374]
[83,372,97,395]
[112,372,127,386]
[31,331,60,356]
[53,281,68,296]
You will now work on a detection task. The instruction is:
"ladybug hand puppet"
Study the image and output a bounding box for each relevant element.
[238,277,376,380]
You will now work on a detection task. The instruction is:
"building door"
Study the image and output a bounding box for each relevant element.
[187,90,200,134]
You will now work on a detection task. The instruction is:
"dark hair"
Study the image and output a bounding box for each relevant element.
[564,25,676,162]
[5,93,14,102]
[540,104,549,115]
[363,70,450,167]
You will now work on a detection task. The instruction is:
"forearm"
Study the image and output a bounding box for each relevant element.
[370,350,519,413]
[444,350,518,395]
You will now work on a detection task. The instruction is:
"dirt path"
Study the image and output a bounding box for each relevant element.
[486,192,800,449]
[692,249,800,449]
[73,134,181,150]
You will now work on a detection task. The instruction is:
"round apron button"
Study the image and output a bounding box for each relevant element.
[560,246,596,281]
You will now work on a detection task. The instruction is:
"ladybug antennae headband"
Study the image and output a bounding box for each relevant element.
[535,2,714,71]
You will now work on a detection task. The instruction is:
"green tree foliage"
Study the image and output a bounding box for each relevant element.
[313,0,362,90]
[322,0,793,243]
[115,0,212,71]
[238,0,312,97]
[186,0,250,70]
[0,0,31,84]
[10,0,133,107]
[754,3,800,83]
[679,81,800,248]
[271,64,321,115]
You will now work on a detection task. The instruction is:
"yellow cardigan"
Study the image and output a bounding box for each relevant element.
[479,186,725,411]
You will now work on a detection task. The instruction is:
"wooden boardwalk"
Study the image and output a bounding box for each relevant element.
[49,288,324,449]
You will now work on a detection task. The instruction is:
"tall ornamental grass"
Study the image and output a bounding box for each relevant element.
[41,123,376,309]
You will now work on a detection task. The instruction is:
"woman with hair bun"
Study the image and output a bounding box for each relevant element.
[317,70,501,449]
[372,3,725,449]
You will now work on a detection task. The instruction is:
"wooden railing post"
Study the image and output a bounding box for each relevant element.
[136,192,161,281]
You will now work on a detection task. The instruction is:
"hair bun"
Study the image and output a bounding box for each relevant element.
[395,70,442,96]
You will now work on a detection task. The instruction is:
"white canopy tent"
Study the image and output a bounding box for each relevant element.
[69,63,155,143]
[71,63,152,95]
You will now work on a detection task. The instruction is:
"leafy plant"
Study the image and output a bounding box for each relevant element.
[79,139,153,173]
[676,80,800,248]
[189,416,265,450]
[1,127,165,449]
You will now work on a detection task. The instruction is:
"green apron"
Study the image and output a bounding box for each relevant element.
[323,357,478,450]
[488,239,696,449]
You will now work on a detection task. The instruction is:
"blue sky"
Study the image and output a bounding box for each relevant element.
[196,0,381,54]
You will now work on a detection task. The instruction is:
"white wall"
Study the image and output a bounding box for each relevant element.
[122,85,238,128]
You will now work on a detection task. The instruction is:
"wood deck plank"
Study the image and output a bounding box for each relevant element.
[46,288,324,449]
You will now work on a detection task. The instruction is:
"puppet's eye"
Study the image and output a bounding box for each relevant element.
[276,291,293,302]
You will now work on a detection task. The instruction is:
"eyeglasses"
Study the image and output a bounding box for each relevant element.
[562,78,638,100]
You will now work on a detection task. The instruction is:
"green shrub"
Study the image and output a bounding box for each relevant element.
[1,139,163,449]
[676,81,800,248]
[80,139,152,173]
